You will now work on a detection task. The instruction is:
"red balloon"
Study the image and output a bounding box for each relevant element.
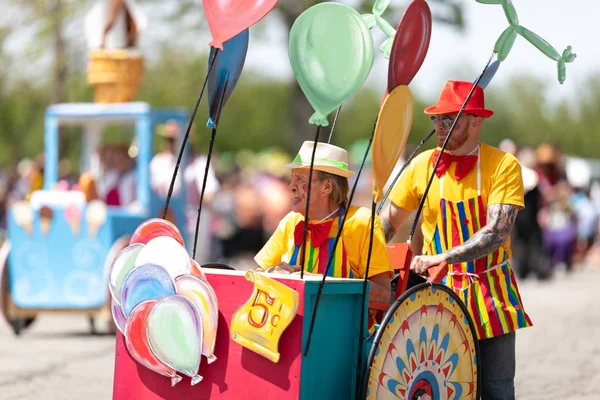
[388,0,432,90]
[125,300,182,386]
[130,219,185,247]
[202,0,279,50]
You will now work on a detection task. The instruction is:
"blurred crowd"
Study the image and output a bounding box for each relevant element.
[499,139,600,280]
[1,127,599,279]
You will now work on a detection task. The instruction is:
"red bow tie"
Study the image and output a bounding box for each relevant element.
[431,150,478,180]
[294,219,334,248]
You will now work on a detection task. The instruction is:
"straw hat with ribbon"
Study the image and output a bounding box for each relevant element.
[285,141,355,178]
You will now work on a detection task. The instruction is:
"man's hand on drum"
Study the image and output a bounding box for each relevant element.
[264,262,301,274]
[410,254,446,275]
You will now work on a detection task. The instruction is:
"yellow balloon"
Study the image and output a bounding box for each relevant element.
[372,85,414,202]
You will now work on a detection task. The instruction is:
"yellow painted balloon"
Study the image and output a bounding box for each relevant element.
[372,85,414,202]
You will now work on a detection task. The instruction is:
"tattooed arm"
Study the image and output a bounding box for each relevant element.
[445,203,519,264]
[410,203,520,274]
[380,201,412,243]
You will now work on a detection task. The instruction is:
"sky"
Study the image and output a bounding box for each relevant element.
[2,0,597,105]
[238,0,596,103]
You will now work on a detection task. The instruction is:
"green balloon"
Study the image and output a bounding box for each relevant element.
[375,15,396,38]
[289,3,374,127]
[380,37,393,59]
[516,26,560,61]
[362,14,377,29]
[494,26,518,61]
[147,296,202,381]
[502,0,519,26]
[558,46,577,84]
[373,0,393,17]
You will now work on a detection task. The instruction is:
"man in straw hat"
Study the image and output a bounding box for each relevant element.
[380,81,532,399]
[255,141,394,304]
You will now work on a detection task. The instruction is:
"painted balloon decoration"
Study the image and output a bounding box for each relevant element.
[372,86,414,203]
[107,218,219,386]
[476,0,576,84]
[370,0,432,200]
[289,2,374,126]
[202,0,279,50]
[207,29,250,128]
[387,0,432,90]
[125,300,183,387]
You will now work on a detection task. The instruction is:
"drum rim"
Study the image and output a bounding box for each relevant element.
[359,282,481,400]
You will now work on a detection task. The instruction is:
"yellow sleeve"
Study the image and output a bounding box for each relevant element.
[254,214,291,269]
[488,154,525,208]
[350,210,394,279]
[388,157,419,212]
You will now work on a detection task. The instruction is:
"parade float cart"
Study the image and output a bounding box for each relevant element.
[109,233,480,399]
[113,269,368,400]
[0,102,188,335]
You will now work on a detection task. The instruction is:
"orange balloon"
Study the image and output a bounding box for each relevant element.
[190,259,208,282]
[372,85,414,203]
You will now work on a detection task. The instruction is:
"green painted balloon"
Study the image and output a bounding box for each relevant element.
[373,0,393,17]
[503,0,519,26]
[495,26,518,61]
[517,26,560,61]
[289,3,374,127]
[147,295,202,380]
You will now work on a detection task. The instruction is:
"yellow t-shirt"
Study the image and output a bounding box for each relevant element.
[389,143,524,258]
[255,206,393,279]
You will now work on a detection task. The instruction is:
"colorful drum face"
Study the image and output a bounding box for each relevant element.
[363,283,480,400]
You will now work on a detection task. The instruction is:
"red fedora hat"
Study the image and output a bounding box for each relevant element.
[424,80,494,118]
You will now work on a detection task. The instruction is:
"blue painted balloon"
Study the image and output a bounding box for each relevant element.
[120,264,176,317]
[206,29,249,128]
[476,60,501,89]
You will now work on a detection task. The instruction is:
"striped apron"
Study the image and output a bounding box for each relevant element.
[426,150,532,339]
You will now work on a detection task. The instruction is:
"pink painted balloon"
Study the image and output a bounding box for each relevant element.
[388,0,432,90]
[202,0,279,50]
[130,218,185,247]
[125,300,183,387]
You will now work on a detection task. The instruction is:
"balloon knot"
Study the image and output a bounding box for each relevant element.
[561,46,577,63]
[171,375,183,387]
[209,41,223,51]
[207,354,217,364]
[206,118,215,129]
[191,374,203,386]
[309,112,330,127]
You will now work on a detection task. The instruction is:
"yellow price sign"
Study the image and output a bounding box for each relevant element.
[231,270,299,363]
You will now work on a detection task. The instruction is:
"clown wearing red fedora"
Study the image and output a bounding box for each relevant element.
[380,80,532,399]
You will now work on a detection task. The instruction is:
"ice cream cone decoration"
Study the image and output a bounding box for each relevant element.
[65,203,83,236]
[12,201,34,235]
[86,200,107,238]
[39,206,54,236]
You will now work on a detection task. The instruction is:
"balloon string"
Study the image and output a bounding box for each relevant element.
[299,125,322,280]
[192,78,228,259]
[304,117,376,357]
[162,49,220,219]
[376,129,436,214]
[407,51,496,243]
[327,106,342,144]
[356,197,376,395]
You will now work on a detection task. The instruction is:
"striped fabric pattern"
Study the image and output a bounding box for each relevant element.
[290,227,352,278]
[427,196,532,340]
